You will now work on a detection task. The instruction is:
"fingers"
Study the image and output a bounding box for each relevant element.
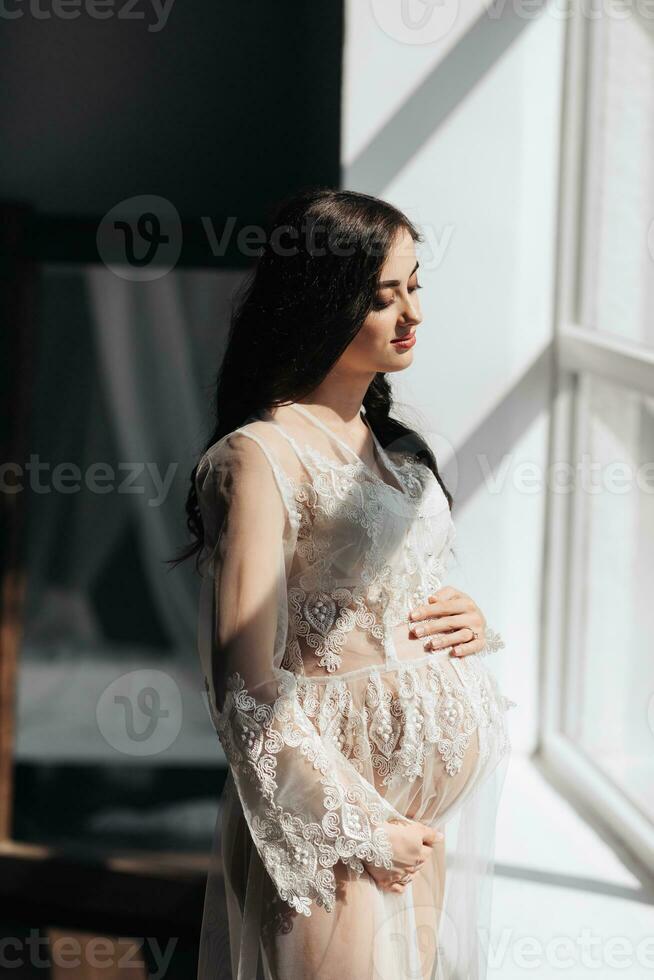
[387,859,426,892]
[410,612,481,641]
[409,598,471,626]
[428,586,460,602]
[375,823,447,896]
[404,860,424,875]
[389,873,414,893]
[428,629,485,654]
[380,848,442,893]
[449,636,484,658]
[420,825,444,845]
[424,627,470,650]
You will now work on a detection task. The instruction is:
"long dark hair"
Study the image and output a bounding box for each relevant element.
[171,187,452,569]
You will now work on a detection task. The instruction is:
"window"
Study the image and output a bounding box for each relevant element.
[542,0,654,872]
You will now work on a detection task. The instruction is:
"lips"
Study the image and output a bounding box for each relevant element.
[391,333,416,349]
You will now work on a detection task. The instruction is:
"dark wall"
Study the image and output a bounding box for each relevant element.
[0,1,344,263]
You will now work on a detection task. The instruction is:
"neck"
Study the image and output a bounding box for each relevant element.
[297,367,376,425]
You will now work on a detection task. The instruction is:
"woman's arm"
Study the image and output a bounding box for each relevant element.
[195,433,413,915]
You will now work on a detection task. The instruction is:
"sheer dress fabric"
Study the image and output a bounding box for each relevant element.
[195,403,517,980]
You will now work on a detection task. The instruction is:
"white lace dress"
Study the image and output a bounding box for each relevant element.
[195,402,517,980]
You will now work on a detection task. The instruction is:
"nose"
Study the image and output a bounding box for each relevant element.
[398,292,422,326]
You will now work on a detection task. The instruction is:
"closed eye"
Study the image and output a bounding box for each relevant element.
[373,283,422,311]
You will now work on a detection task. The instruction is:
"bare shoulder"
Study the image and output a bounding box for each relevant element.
[200,417,291,476]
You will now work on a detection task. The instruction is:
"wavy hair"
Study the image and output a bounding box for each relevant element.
[171,187,452,569]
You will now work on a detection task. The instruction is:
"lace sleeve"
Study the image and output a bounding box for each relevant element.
[194,432,409,916]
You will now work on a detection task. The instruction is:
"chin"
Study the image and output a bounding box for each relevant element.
[384,352,415,372]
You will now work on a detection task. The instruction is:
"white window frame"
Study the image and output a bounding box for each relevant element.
[540,0,654,873]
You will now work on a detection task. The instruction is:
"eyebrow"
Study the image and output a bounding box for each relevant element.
[378,260,419,288]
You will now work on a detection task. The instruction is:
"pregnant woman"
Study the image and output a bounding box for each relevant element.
[179,188,516,979]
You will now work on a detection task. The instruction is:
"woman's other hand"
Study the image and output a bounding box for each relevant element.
[364,819,443,894]
[407,585,487,658]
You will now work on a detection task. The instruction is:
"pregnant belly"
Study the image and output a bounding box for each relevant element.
[295,641,512,831]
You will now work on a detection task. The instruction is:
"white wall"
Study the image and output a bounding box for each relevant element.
[342,0,565,753]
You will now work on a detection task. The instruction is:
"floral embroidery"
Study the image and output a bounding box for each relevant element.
[295,655,515,788]
[215,671,395,916]
[477,627,506,656]
[280,450,456,673]
[288,585,384,673]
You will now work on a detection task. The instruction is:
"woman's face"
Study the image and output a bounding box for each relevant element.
[338,227,423,375]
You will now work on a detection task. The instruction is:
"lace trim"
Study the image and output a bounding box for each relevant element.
[301,443,425,500]
[448,653,516,764]
[296,655,515,786]
[288,586,384,673]
[286,469,389,673]
[283,459,457,672]
[215,671,394,916]
[477,626,506,656]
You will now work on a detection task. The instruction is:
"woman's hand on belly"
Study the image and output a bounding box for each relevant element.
[363,820,443,894]
[408,585,488,657]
